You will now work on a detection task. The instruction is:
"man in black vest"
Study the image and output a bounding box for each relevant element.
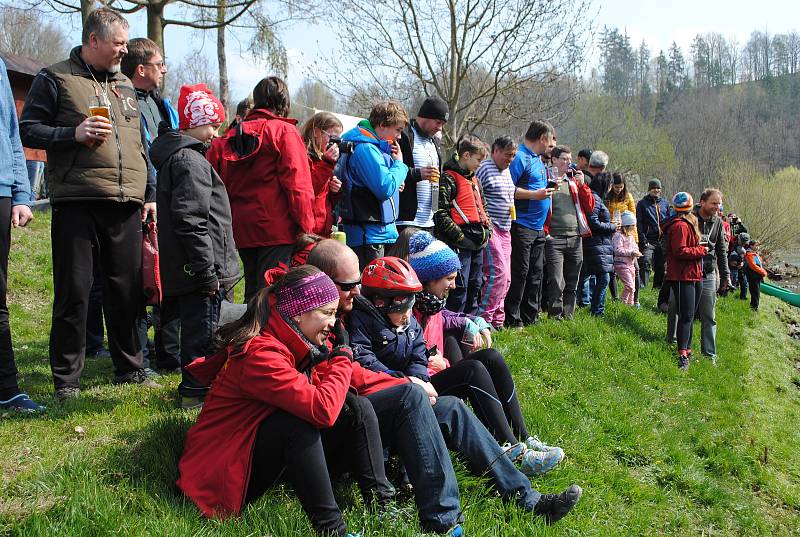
[20,7,160,400]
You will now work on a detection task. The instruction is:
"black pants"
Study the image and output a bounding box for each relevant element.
[49,201,144,390]
[737,269,749,299]
[152,304,181,369]
[239,244,293,303]
[430,347,528,444]
[744,268,761,310]
[246,398,391,537]
[669,280,702,352]
[505,223,546,325]
[85,259,105,355]
[0,199,19,398]
[160,291,222,397]
[353,243,388,272]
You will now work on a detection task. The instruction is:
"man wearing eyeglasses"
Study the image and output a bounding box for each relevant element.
[121,38,177,144]
[121,37,181,374]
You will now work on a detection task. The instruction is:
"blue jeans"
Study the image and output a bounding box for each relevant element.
[368,385,541,533]
[589,272,611,316]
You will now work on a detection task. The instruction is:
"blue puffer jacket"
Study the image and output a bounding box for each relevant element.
[582,192,616,275]
[348,295,430,381]
[336,120,408,247]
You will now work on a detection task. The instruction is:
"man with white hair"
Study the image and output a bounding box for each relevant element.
[20,7,158,400]
[584,150,609,185]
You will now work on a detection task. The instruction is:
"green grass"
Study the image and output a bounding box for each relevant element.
[1,211,799,536]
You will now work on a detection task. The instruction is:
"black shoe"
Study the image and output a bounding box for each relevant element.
[504,320,525,329]
[113,369,162,389]
[86,347,111,359]
[55,386,81,402]
[533,484,583,524]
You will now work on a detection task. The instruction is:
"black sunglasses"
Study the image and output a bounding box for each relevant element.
[334,279,361,291]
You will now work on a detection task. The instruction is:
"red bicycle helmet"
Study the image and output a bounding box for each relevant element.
[361,256,423,297]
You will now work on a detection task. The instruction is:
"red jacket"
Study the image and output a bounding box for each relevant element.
[663,216,706,282]
[309,154,338,236]
[176,300,406,519]
[207,109,315,248]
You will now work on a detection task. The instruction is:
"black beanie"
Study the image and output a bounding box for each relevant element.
[417,96,449,122]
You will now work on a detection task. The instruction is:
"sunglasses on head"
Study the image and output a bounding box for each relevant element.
[334,279,361,291]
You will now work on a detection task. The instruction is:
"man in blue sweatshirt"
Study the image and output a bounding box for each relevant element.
[337,100,409,270]
[0,58,44,411]
[504,120,557,327]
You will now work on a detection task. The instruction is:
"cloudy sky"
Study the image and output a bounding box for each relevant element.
[55,0,800,104]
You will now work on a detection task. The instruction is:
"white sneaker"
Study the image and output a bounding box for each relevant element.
[525,435,562,454]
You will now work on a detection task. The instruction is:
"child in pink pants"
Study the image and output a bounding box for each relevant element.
[612,211,641,305]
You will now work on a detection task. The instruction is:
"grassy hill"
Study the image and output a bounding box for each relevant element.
[1,211,799,536]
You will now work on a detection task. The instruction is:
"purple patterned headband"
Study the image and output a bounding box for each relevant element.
[276,271,339,319]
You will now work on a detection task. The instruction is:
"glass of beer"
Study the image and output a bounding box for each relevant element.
[89,95,111,120]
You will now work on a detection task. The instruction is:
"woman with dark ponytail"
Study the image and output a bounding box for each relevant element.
[176,265,391,537]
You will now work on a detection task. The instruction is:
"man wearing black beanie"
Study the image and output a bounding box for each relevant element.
[397,96,449,231]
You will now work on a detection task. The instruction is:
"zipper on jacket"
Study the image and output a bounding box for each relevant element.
[108,87,125,200]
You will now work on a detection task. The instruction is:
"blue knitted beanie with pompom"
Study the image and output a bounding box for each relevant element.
[407,231,462,282]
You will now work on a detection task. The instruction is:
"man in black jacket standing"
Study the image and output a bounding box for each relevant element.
[149,84,240,409]
[396,96,448,232]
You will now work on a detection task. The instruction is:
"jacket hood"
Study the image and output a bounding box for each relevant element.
[244,108,298,125]
[661,213,685,233]
[149,129,204,169]
[342,119,382,144]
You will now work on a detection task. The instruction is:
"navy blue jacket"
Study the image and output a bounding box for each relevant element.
[582,192,616,275]
[636,193,671,245]
[348,295,430,381]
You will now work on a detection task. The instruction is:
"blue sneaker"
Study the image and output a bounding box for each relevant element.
[520,448,565,476]
[502,441,527,462]
[525,435,561,454]
[0,393,46,413]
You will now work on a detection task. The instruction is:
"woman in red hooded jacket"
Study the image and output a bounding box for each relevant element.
[301,112,344,236]
[207,77,315,302]
[177,265,395,537]
[661,192,708,371]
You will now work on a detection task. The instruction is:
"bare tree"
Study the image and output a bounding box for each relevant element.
[0,6,70,65]
[162,48,218,102]
[318,0,592,142]
[38,0,260,55]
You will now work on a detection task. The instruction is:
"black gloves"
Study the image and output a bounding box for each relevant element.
[332,318,350,347]
[342,391,363,424]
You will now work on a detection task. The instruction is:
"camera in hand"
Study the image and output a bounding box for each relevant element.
[546,179,558,189]
[327,135,357,154]
[566,169,575,178]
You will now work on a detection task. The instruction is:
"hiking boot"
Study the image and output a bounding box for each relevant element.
[180,395,205,410]
[533,484,583,524]
[502,441,527,462]
[520,447,565,476]
[678,353,690,372]
[703,353,717,366]
[55,386,80,402]
[525,436,562,454]
[0,393,46,412]
[113,369,162,388]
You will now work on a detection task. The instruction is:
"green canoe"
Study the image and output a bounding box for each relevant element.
[760,281,800,307]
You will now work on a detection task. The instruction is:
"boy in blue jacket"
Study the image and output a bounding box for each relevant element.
[337,101,409,269]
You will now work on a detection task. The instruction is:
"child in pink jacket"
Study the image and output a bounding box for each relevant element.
[612,211,641,305]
